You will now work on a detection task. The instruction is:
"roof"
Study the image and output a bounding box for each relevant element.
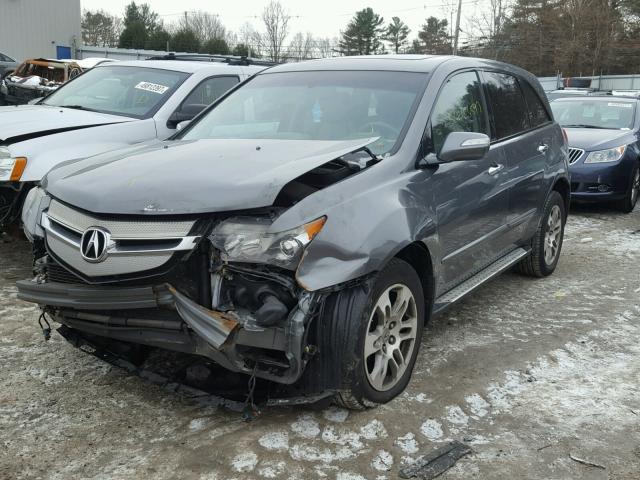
[97,59,264,74]
[266,55,450,73]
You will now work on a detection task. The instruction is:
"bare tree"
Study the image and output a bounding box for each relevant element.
[288,32,314,60]
[262,0,290,62]
[316,37,336,58]
[179,10,226,44]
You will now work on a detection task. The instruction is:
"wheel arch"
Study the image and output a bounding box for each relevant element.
[552,176,570,218]
[393,241,436,320]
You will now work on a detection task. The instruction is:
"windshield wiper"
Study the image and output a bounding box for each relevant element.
[59,105,97,112]
[562,124,606,129]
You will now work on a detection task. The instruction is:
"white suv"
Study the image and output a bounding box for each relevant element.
[0,59,265,229]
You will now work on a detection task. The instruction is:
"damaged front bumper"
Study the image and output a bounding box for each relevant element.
[16,278,324,385]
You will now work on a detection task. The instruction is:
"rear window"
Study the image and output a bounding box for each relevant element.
[483,72,529,140]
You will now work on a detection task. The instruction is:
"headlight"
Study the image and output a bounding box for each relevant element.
[209,216,326,269]
[0,147,27,181]
[21,186,49,242]
[584,145,626,164]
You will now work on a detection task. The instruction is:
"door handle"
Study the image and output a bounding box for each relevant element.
[538,144,549,154]
[488,163,504,175]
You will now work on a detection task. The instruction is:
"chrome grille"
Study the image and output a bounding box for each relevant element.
[42,200,199,278]
[568,147,584,164]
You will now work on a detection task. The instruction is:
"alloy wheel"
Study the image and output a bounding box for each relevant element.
[544,205,562,265]
[364,283,418,392]
[631,169,640,207]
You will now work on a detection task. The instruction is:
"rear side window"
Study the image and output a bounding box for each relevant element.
[429,71,487,154]
[483,72,529,140]
[182,75,239,108]
[521,80,551,127]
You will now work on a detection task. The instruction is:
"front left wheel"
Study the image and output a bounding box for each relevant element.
[320,258,425,410]
[615,164,639,213]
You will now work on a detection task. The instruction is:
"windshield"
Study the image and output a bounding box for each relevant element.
[551,99,636,129]
[181,71,428,155]
[41,65,189,118]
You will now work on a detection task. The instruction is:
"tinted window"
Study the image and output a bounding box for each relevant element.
[182,71,428,156]
[521,80,551,126]
[483,72,529,139]
[429,71,487,154]
[182,76,239,108]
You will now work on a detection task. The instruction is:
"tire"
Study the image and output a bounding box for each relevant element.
[615,164,639,213]
[321,258,425,410]
[517,190,566,277]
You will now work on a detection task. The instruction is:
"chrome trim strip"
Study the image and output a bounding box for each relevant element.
[41,212,199,256]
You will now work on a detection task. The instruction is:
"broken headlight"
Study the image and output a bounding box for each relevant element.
[21,186,49,242]
[209,216,326,269]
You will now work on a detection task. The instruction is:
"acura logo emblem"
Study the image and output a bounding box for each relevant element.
[80,227,110,263]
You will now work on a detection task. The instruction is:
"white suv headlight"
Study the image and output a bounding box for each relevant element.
[584,145,626,164]
[0,147,27,181]
[21,186,49,241]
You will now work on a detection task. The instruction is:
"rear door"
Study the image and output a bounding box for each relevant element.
[427,70,511,290]
[481,71,551,244]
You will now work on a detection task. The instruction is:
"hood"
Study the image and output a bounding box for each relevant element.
[564,127,635,151]
[0,105,135,143]
[43,137,378,215]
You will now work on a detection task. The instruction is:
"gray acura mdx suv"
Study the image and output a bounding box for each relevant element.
[18,55,569,408]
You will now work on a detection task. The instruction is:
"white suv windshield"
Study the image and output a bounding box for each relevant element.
[42,65,189,118]
[181,71,428,155]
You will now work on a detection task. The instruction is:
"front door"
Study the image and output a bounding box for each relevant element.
[426,71,510,291]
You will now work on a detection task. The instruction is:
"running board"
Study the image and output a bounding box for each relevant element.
[433,247,529,314]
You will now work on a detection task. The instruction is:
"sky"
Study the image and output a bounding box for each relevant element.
[81,0,485,43]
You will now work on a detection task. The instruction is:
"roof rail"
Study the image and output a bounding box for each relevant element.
[145,52,277,67]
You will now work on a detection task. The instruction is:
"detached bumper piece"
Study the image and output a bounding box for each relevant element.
[16,279,317,384]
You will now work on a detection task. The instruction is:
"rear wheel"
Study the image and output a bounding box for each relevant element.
[615,164,639,213]
[517,190,565,277]
[322,258,425,410]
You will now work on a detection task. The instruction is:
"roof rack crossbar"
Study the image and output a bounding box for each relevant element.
[145,52,277,67]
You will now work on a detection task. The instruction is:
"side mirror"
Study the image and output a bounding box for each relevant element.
[418,132,491,168]
[167,103,207,129]
[437,132,490,163]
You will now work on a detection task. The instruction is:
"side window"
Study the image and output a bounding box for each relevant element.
[182,76,239,109]
[521,80,551,127]
[483,72,529,139]
[429,71,487,154]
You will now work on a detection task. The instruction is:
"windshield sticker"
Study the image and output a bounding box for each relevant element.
[608,102,633,108]
[135,81,169,95]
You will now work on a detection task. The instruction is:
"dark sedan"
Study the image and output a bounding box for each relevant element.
[550,96,640,212]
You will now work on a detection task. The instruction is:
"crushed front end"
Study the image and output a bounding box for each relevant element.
[17,189,330,394]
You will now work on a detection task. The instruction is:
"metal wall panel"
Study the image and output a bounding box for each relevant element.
[0,0,81,62]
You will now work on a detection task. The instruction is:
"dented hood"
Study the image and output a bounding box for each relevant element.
[0,104,135,143]
[43,138,377,215]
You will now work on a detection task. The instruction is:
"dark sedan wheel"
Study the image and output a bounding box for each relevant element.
[517,190,566,277]
[615,164,639,213]
[321,258,425,410]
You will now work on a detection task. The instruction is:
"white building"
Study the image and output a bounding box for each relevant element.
[0,0,81,62]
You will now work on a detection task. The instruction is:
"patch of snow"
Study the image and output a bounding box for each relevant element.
[394,432,419,454]
[445,405,469,426]
[371,449,394,471]
[359,419,387,440]
[290,414,321,438]
[231,451,258,473]
[321,426,363,450]
[258,430,289,451]
[289,443,355,463]
[188,418,207,431]
[322,406,349,423]
[465,393,490,418]
[420,419,443,441]
[257,460,286,478]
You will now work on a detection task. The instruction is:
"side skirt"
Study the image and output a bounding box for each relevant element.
[432,247,529,315]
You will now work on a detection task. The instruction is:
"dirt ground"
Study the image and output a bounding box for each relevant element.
[1,205,639,480]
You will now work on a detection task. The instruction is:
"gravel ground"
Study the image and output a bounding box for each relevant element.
[1,205,639,480]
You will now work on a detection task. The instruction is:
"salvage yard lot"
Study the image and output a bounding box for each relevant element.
[1,207,639,480]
